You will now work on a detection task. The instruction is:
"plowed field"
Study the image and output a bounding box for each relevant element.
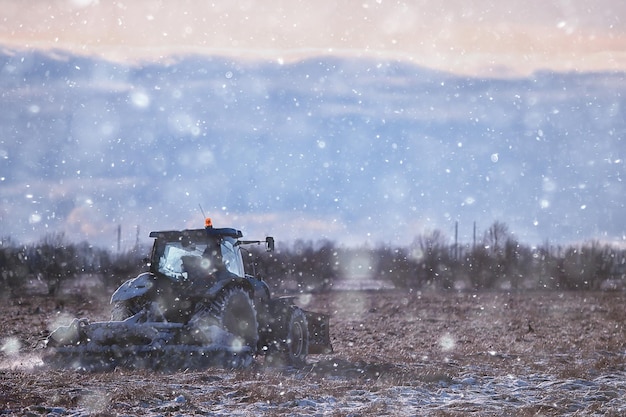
[2,282,626,416]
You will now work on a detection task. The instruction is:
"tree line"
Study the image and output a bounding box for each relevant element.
[1,221,625,296]
[250,221,625,293]
[0,233,143,296]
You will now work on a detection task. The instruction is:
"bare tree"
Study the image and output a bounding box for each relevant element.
[412,230,452,288]
[483,221,509,256]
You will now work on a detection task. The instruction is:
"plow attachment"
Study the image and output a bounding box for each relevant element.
[43,318,254,371]
[305,311,333,354]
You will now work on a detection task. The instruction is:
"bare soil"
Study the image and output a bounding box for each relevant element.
[1,281,626,416]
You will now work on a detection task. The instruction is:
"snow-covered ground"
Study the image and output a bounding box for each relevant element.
[2,289,626,415]
[3,361,626,416]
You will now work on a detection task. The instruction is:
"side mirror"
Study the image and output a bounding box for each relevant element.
[265,236,275,252]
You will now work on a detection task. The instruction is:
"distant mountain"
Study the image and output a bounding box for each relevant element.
[1,48,625,250]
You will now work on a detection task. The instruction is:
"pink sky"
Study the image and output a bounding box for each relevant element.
[1,0,625,75]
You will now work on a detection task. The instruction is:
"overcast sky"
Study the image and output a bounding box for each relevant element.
[1,0,624,76]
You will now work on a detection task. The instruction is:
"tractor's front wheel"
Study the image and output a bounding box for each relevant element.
[266,305,309,367]
[284,307,308,364]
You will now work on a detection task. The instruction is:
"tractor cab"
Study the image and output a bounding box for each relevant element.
[148,224,247,281]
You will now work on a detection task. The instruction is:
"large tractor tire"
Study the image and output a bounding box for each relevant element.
[266,304,309,367]
[210,286,259,351]
[111,299,143,321]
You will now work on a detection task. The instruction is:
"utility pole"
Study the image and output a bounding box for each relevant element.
[473,221,476,249]
[117,224,121,253]
[454,221,459,260]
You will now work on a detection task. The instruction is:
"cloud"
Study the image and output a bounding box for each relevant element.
[1,51,625,248]
[1,0,625,75]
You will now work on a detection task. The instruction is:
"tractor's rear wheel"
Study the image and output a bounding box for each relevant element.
[211,287,259,351]
[111,299,142,321]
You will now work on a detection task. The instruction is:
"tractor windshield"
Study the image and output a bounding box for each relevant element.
[157,242,207,281]
[154,235,244,280]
